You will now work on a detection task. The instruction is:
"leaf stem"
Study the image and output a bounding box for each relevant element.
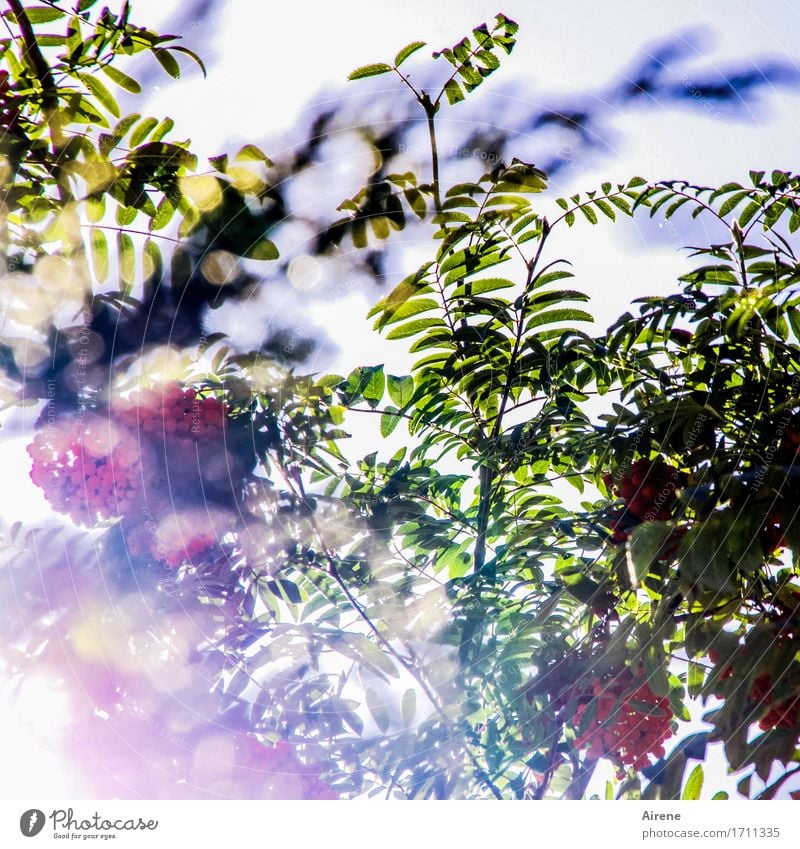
[473,220,552,576]
[420,93,442,215]
[80,223,183,244]
[7,0,71,202]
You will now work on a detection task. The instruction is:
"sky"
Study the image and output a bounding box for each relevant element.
[128,0,800,375]
[139,0,800,170]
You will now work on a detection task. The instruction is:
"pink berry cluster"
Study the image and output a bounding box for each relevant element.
[28,385,230,568]
[236,738,339,800]
[114,385,227,441]
[27,418,140,525]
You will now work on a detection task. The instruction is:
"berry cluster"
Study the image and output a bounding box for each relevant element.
[163,533,217,568]
[153,511,221,568]
[751,672,800,731]
[114,385,227,441]
[28,418,141,524]
[236,738,339,800]
[123,517,220,568]
[28,384,235,573]
[571,668,673,773]
[604,458,685,545]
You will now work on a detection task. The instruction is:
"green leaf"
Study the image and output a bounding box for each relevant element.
[375,297,439,329]
[386,317,446,340]
[687,661,706,698]
[348,63,393,80]
[681,764,704,800]
[130,141,197,170]
[89,227,108,282]
[475,49,500,71]
[443,78,465,105]
[116,205,137,227]
[151,197,175,231]
[167,45,207,77]
[269,578,302,604]
[401,688,417,726]
[718,190,751,218]
[143,238,162,280]
[85,195,105,223]
[451,277,514,297]
[101,64,141,94]
[67,15,86,57]
[380,409,402,437]
[130,117,159,148]
[34,35,66,47]
[593,198,615,220]
[395,41,427,67]
[367,267,432,318]
[626,522,675,588]
[370,215,392,240]
[365,688,391,733]
[387,374,414,407]
[352,218,368,248]
[209,154,228,174]
[81,74,120,118]
[737,200,761,228]
[22,6,66,23]
[153,48,181,79]
[404,187,427,218]
[561,572,605,605]
[677,522,737,596]
[243,238,279,261]
[524,308,593,330]
[150,117,175,143]
[111,112,141,143]
[343,634,399,679]
[117,231,135,291]
[362,365,385,406]
[493,160,547,193]
[235,144,274,166]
